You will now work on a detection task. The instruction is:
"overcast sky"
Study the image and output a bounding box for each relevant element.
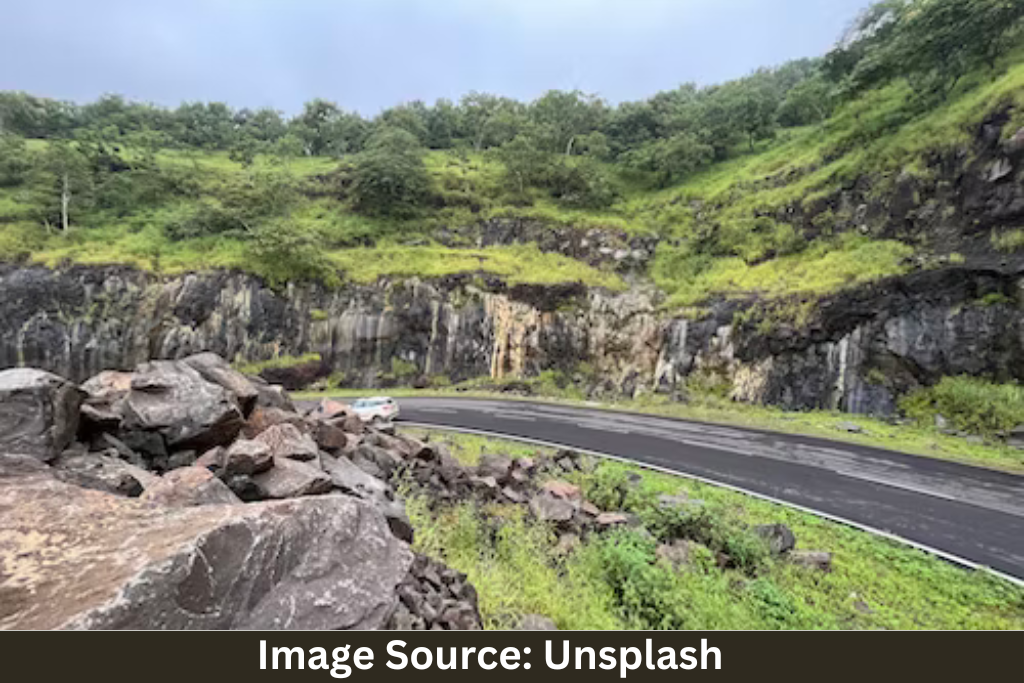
[0,0,870,115]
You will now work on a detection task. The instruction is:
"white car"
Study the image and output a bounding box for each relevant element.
[350,397,400,426]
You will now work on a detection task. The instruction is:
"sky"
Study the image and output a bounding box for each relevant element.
[0,0,871,116]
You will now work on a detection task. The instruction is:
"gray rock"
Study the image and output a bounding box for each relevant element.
[0,368,85,462]
[140,466,241,507]
[934,414,949,430]
[251,456,332,499]
[0,473,412,629]
[529,492,576,523]
[223,438,274,476]
[789,550,833,572]
[79,370,133,429]
[476,453,513,481]
[249,377,296,412]
[52,449,160,497]
[518,614,558,630]
[354,443,402,478]
[836,422,864,434]
[123,361,244,452]
[322,455,390,500]
[755,523,797,555]
[1008,425,1024,450]
[182,352,260,417]
[254,423,319,461]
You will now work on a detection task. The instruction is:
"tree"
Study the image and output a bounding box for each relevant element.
[378,102,430,145]
[290,99,369,156]
[35,141,93,231]
[623,132,714,187]
[777,76,834,127]
[495,134,552,194]
[349,127,431,217]
[0,135,32,186]
[548,158,620,209]
[529,90,607,155]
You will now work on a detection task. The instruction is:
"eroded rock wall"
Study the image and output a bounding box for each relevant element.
[3,263,1023,416]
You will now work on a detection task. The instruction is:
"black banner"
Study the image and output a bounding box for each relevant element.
[1,632,1021,681]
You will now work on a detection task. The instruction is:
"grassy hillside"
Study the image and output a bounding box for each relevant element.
[401,428,1024,630]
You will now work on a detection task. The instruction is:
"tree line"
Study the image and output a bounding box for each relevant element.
[0,0,1020,226]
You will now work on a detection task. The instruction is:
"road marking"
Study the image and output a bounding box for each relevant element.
[399,421,1024,588]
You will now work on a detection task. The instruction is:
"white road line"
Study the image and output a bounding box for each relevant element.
[400,421,1024,588]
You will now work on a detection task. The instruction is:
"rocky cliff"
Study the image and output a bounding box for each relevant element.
[2,260,1022,416]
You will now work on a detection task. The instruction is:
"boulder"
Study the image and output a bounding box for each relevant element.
[253,423,319,461]
[123,361,244,452]
[308,398,353,421]
[518,614,558,630]
[223,438,274,476]
[182,353,260,417]
[311,421,355,454]
[251,456,332,499]
[140,466,242,508]
[755,523,797,555]
[195,447,224,472]
[321,455,390,501]
[477,453,513,481]
[789,550,833,572]
[52,449,160,497]
[0,368,85,462]
[79,370,133,429]
[353,443,402,478]
[542,480,581,501]
[595,512,631,527]
[243,406,307,439]
[0,473,412,629]
[529,492,576,523]
[249,377,296,412]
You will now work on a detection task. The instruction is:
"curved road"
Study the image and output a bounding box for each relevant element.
[383,397,1024,582]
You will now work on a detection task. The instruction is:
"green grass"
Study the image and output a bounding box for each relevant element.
[328,243,625,289]
[233,352,321,376]
[901,376,1024,437]
[401,428,1024,630]
[301,385,1024,473]
[654,234,914,308]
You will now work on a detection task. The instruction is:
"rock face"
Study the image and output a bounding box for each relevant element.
[0,472,412,630]
[3,261,1023,417]
[0,368,84,462]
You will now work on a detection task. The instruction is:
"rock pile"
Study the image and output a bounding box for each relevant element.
[0,353,482,630]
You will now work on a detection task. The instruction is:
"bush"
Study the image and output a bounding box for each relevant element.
[900,376,1024,436]
[548,159,620,209]
[0,135,33,187]
[350,127,432,217]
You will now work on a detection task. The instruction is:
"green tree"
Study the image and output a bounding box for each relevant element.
[495,134,553,194]
[349,127,431,217]
[777,76,834,127]
[34,141,94,231]
[0,134,32,186]
[529,90,607,155]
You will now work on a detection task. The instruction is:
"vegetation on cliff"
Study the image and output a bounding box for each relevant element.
[1,0,1021,302]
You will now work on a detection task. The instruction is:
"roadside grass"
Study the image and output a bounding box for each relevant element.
[298,387,1024,474]
[400,428,1024,630]
[233,352,322,377]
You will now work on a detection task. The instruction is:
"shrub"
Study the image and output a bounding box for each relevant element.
[900,376,1024,436]
[350,127,432,217]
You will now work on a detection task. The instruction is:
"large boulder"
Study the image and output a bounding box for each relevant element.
[0,368,85,462]
[248,376,296,413]
[254,423,319,461]
[0,472,412,629]
[79,371,133,430]
[123,361,244,452]
[223,439,274,476]
[251,456,332,499]
[182,353,260,417]
[139,466,242,508]
[52,448,160,497]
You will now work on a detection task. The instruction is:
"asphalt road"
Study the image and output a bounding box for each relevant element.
[381,397,1024,582]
